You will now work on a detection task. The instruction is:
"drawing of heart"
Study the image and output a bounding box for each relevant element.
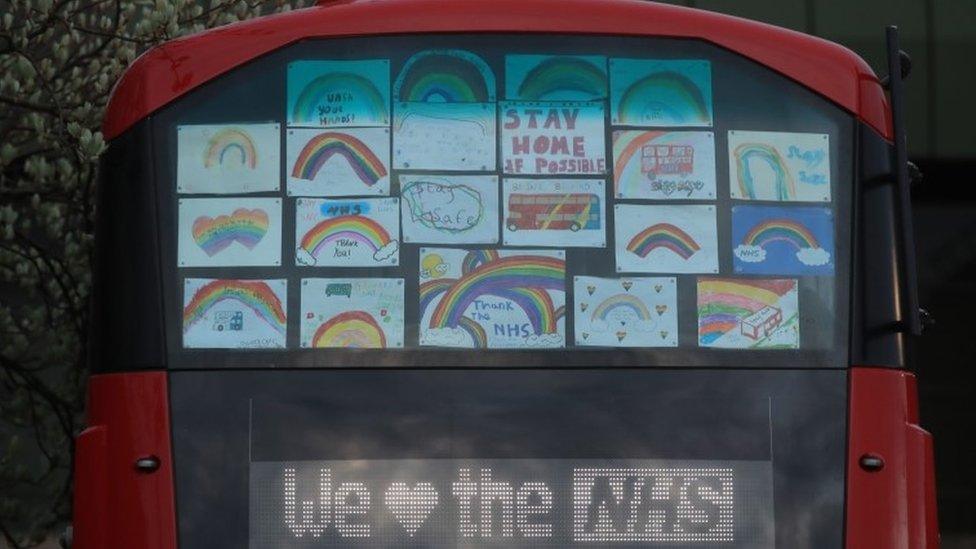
[580,302,588,312]
[587,285,596,295]
[622,280,633,291]
[384,482,439,537]
[192,208,269,256]
[655,304,668,316]
[616,331,627,341]
[660,330,668,339]
[582,332,589,340]
[654,284,663,293]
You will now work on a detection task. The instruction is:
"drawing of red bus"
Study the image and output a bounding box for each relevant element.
[506,193,601,232]
[641,144,695,179]
[740,305,783,340]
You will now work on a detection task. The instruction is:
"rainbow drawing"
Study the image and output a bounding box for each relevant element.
[591,293,652,322]
[191,208,269,256]
[311,310,386,348]
[183,279,286,334]
[298,215,392,259]
[617,71,711,125]
[743,219,819,251]
[425,255,565,336]
[203,128,257,169]
[457,316,488,348]
[461,249,500,274]
[697,278,795,345]
[734,144,796,200]
[291,72,387,124]
[627,223,700,259]
[396,50,492,103]
[291,132,387,185]
[517,57,607,100]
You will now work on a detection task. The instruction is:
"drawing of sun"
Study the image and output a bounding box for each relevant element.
[421,253,448,279]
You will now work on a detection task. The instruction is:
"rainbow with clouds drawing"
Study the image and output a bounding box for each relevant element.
[627,223,700,260]
[510,55,607,101]
[591,293,652,323]
[732,205,834,275]
[191,208,269,257]
[291,132,387,186]
[182,279,286,335]
[395,50,494,103]
[288,60,390,127]
[697,278,798,349]
[297,214,393,265]
[203,128,257,169]
[732,143,796,200]
[612,60,712,126]
[311,310,387,348]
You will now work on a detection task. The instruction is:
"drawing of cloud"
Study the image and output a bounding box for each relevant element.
[734,244,766,263]
[373,240,399,262]
[422,327,470,346]
[796,246,831,266]
[521,333,563,348]
[296,247,317,266]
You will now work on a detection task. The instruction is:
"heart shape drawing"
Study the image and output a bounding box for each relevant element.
[654,284,663,293]
[580,302,588,312]
[655,304,668,316]
[616,330,627,341]
[621,280,633,291]
[192,208,269,256]
[384,482,439,537]
[660,330,669,339]
[587,285,596,295]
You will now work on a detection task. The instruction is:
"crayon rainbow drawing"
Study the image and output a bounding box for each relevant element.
[517,57,607,100]
[297,214,393,265]
[396,50,493,103]
[627,223,700,260]
[291,132,387,186]
[182,279,286,334]
[311,310,387,348]
[191,208,269,256]
[733,143,796,200]
[697,278,798,348]
[617,71,711,125]
[291,72,387,124]
[743,218,819,251]
[203,128,257,169]
[591,293,652,323]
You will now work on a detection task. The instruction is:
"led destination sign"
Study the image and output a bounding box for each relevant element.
[250,459,774,547]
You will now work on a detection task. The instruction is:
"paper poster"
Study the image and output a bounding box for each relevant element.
[501,101,606,175]
[419,248,566,349]
[573,276,678,348]
[728,130,831,202]
[614,204,718,274]
[610,59,713,127]
[394,49,496,103]
[177,198,282,267]
[295,197,399,267]
[286,127,390,197]
[400,175,499,245]
[697,277,800,349]
[502,178,606,247]
[732,205,835,275]
[176,123,280,194]
[182,278,287,349]
[505,55,608,101]
[287,59,390,128]
[612,130,716,200]
[300,278,404,348]
[393,102,496,171]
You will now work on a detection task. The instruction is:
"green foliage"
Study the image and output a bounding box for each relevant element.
[0,0,300,546]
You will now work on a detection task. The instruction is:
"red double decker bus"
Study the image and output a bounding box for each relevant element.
[72,1,938,548]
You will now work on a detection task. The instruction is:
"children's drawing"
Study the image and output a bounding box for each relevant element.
[574,276,678,348]
[178,198,281,267]
[613,130,715,199]
[286,128,390,197]
[500,101,606,175]
[505,55,608,101]
[400,175,499,244]
[182,278,287,349]
[502,178,606,247]
[393,102,496,171]
[610,59,713,127]
[732,205,835,275]
[300,278,404,348]
[697,277,799,349]
[728,130,831,202]
[295,197,399,267]
[394,49,495,103]
[419,248,566,349]
[614,204,718,273]
[176,123,280,194]
[392,49,496,171]
[287,59,390,128]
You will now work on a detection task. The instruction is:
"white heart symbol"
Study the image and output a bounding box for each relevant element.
[384,482,439,536]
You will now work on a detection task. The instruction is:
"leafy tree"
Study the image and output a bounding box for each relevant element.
[0,1,299,545]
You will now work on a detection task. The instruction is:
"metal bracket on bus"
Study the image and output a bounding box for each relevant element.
[883,25,923,336]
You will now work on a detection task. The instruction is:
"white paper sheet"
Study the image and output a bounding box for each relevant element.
[727,130,831,202]
[614,204,718,274]
[300,278,404,348]
[500,101,606,175]
[286,127,391,197]
[177,198,282,267]
[393,103,496,171]
[697,277,800,349]
[502,178,606,247]
[182,278,287,349]
[294,197,400,267]
[176,123,280,194]
[400,175,499,245]
[612,130,716,200]
[573,276,678,347]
